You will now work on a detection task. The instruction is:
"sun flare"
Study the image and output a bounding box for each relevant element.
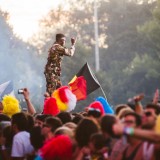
[0,0,65,41]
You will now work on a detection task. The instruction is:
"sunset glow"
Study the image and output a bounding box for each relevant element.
[0,0,64,41]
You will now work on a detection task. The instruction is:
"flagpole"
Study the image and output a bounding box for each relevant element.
[94,0,100,72]
[99,85,107,100]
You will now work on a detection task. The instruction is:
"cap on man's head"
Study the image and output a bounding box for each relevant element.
[56,33,65,41]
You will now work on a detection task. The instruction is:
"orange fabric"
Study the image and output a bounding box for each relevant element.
[69,76,87,100]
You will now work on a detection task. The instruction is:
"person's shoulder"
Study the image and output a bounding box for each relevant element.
[50,44,58,50]
[15,131,30,138]
[53,43,59,47]
[50,44,64,50]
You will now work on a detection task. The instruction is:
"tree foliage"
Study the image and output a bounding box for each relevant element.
[31,0,160,108]
[0,10,44,111]
[1,0,160,112]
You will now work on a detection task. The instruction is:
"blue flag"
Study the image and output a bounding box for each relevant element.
[0,81,14,101]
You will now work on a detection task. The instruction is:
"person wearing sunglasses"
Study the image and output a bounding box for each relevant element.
[112,112,143,160]
[142,103,160,130]
[113,118,160,160]
[140,103,160,160]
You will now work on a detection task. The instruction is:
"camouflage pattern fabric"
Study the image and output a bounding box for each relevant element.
[44,43,71,95]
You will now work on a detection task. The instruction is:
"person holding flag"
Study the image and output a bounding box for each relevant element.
[44,33,76,95]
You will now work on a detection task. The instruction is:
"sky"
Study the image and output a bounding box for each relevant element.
[0,0,64,41]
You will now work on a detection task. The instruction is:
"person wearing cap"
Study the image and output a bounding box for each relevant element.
[44,33,76,95]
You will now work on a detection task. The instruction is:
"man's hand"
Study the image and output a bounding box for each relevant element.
[133,93,144,102]
[128,93,144,103]
[23,88,30,101]
[153,89,159,104]
[21,88,36,115]
[71,37,76,45]
[44,92,50,98]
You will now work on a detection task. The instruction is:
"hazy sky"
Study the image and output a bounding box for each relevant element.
[0,0,64,41]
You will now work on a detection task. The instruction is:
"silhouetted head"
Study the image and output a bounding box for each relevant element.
[56,33,66,46]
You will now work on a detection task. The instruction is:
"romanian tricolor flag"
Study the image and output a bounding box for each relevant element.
[68,63,100,100]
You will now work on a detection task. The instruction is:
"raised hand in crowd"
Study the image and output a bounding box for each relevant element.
[153,89,159,104]
[22,88,36,115]
[128,93,144,115]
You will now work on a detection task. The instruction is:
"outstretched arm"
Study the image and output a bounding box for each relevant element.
[113,123,160,143]
[23,88,36,115]
[134,93,144,115]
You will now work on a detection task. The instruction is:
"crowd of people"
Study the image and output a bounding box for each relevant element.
[0,33,160,160]
[0,87,160,160]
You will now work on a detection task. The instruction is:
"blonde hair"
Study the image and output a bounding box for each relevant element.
[54,126,74,139]
[117,107,134,119]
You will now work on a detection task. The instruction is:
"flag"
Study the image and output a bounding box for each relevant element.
[153,89,159,104]
[0,81,14,101]
[69,76,87,100]
[68,63,100,100]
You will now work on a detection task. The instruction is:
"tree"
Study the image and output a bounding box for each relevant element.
[100,0,156,104]
[0,10,44,111]
[27,0,159,109]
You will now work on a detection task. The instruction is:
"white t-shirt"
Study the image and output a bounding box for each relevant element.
[11,131,34,158]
